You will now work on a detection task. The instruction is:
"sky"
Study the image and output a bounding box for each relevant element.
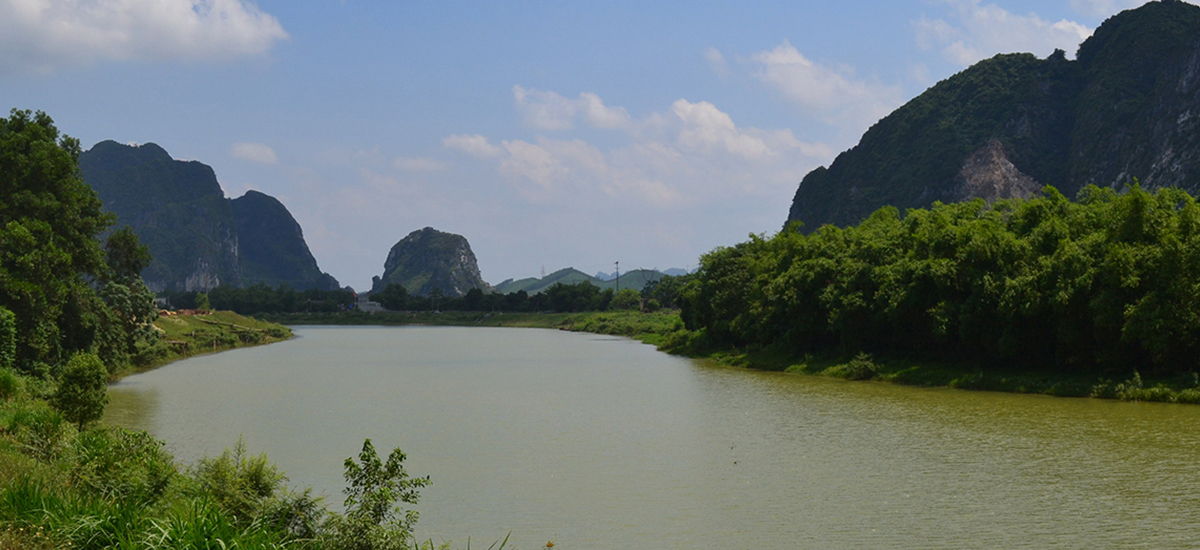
[0,0,1154,290]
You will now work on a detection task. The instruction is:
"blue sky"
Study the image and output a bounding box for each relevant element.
[0,0,1151,290]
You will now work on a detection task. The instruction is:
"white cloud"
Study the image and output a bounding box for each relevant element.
[0,0,288,73]
[450,89,833,208]
[672,99,773,160]
[513,85,632,130]
[499,139,572,191]
[443,134,502,158]
[393,157,447,172]
[1068,0,1149,18]
[749,40,903,133]
[231,142,277,164]
[915,0,1093,67]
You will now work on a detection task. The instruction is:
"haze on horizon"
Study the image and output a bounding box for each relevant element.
[0,0,1151,290]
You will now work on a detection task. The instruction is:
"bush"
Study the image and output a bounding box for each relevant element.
[51,353,109,428]
[843,353,880,381]
[1,400,73,461]
[0,368,22,401]
[71,426,175,503]
[322,439,430,550]
[189,437,287,526]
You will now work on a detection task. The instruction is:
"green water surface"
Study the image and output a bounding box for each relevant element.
[106,326,1200,549]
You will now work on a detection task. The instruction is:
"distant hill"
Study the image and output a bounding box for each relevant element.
[494,267,670,295]
[495,268,597,295]
[370,227,488,297]
[787,0,1200,230]
[79,141,339,292]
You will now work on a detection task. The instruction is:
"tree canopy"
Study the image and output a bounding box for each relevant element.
[685,184,1200,378]
[0,109,157,373]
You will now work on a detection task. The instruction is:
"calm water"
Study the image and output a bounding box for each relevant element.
[106,326,1200,549]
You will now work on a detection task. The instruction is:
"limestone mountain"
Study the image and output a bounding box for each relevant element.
[79,141,240,291]
[370,227,488,297]
[787,0,1200,230]
[231,190,340,291]
[79,141,339,292]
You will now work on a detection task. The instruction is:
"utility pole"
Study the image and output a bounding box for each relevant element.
[615,261,620,293]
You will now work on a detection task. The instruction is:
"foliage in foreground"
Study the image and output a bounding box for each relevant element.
[0,368,454,549]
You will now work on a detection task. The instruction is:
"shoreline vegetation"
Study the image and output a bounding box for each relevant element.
[124,310,293,378]
[0,312,515,549]
[259,309,1200,405]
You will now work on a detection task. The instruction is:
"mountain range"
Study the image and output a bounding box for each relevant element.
[495,267,670,295]
[79,141,340,292]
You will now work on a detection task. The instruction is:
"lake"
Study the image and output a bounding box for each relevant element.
[106,325,1200,549]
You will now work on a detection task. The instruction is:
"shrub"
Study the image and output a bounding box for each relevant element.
[1,400,72,461]
[189,437,286,526]
[71,426,175,503]
[51,353,109,428]
[0,368,22,401]
[322,439,430,550]
[843,353,880,381]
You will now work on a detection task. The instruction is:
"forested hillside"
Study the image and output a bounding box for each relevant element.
[788,0,1200,230]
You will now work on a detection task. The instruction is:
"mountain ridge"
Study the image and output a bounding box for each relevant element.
[79,141,340,292]
[787,0,1200,230]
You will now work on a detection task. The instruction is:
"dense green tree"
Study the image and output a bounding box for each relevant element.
[0,109,114,370]
[610,288,642,310]
[463,287,484,310]
[683,185,1200,377]
[52,352,109,427]
[372,283,409,311]
[103,226,152,284]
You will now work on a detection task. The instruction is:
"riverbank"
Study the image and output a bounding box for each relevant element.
[122,310,293,377]
[261,309,1200,404]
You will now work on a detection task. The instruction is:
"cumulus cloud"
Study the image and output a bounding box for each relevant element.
[231,142,277,164]
[749,40,903,133]
[0,0,288,74]
[673,99,775,160]
[393,157,447,172]
[513,85,632,130]
[915,0,1093,67]
[443,134,502,158]
[449,89,833,208]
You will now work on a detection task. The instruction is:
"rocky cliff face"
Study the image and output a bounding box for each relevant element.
[787,0,1200,230]
[953,140,1042,202]
[79,141,339,292]
[371,227,488,297]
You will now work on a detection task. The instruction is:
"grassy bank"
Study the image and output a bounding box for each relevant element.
[124,311,293,377]
[264,309,1200,405]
